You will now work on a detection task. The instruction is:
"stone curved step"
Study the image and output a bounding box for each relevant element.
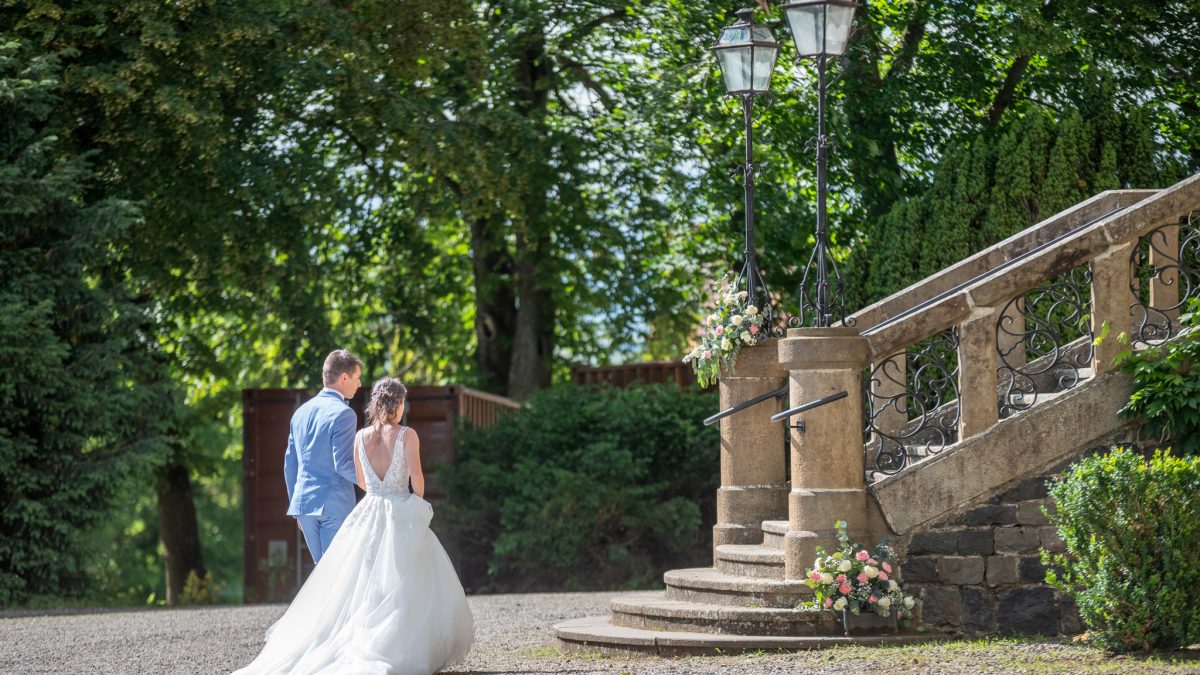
[557,616,941,655]
[664,567,812,608]
[715,544,784,579]
[761,520,788,549]
[610,591,833,636]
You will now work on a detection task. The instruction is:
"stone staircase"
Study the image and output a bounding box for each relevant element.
[556,173,1200,654]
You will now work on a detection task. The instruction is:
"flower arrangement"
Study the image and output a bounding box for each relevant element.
[683,275,766,388]
[802,520,916,620]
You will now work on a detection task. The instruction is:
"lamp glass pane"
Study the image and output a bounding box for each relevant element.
[824,4,856,55]
[717,47,752,93]
[785,4,825,57]
[751,44,778,92]
[718,26,750,46]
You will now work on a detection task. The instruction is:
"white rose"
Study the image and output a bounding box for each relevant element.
[732,315,744,326]
[838,560,852,572]
[738,291,748,298]
[877,596,891,609]
[833,597,847,611]
[903,596,915,609]
[721,339,732,350]
[740,332,753,344]
[746,305,758,316]
[863,565,878,579]
[820,573,834,585]
[888,580,899,592]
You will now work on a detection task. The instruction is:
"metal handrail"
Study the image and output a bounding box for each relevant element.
[702,385,788,426]
[770,390,848,423]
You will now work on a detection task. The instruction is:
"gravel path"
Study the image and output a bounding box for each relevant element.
[2,591,1198,674]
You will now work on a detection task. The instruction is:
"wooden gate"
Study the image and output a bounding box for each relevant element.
[243,386,519,603]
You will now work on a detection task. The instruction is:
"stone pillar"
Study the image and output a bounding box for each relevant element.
[777,328,871,580]
[1090,241,1135,373]
[996,300,1026,369]
[958,307,1001,439]
[1149,224,1180,325]
[713,341,789,553]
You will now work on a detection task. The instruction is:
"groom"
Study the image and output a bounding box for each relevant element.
[285,349,362,563]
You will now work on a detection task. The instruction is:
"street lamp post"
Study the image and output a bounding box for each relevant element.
[712,8,779,337]
[780,0,858,327]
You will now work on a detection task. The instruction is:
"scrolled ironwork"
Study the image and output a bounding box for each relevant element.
[997,266,1093,418]
[1129,211,1200,345]
[864,329,960,476]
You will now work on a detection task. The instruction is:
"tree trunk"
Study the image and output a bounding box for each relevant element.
[507,229,554,399]
[156,460,206,606]
[470,214,517,393]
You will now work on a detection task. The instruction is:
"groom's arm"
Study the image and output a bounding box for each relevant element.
[284,430,298,502]
[331,407,358,486]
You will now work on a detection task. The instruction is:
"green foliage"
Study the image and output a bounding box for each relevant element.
[1116,305,1200,455]
[1045,448,1200,652]
[0,40,169,604]
[436,384,719,592]
[849,96,1171,307]
[180,571,219,606]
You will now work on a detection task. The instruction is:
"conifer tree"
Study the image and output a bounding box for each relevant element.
[0,41,168,603]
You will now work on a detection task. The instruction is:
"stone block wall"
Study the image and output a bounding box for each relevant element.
[899,462,1083,636]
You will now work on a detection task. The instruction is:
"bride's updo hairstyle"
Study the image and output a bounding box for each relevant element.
[366,377,407,432]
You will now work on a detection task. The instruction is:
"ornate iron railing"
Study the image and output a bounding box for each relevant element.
[996,265,1093,418]
[1130,211,1200,345]
[863,328,960,475]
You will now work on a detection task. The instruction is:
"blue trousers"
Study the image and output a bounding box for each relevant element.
[296,512,348,564]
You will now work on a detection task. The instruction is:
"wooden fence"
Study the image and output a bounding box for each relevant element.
[570,360,709,390]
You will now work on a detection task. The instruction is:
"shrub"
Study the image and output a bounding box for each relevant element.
[435,383,719,592]
[1116,303,1200,455]
[1045,447,1200,652]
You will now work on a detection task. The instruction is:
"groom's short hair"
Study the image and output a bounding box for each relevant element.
[322,349,362,385]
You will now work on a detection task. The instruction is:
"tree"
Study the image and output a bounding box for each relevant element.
[0,40,169,604]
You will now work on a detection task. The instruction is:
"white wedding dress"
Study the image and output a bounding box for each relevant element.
[233,426,474,675]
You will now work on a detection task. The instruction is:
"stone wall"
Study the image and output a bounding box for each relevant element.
[900,457,1084,636]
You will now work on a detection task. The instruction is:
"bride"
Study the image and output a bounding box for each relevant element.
[234,377,474,675]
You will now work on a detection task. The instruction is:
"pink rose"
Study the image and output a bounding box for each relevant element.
[716,325,725,336]
[824,598,833,608]
[809,570,822,582]
[703,350,712,360]
[838,583,851,595]
[878,571,889,582]
[867,558,877,566]
[836,574,846,583]
[856,573,869,584]
[882,562,892,574]
[868,595,879,604]
[855,550,869,561]
[749,324,759,334]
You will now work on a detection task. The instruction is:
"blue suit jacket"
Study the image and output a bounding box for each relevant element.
[284,388,359,518]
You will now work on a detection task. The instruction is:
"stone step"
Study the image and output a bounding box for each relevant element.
[609,591,835,636]
[761,520,788,549]
[555,615,942,657]
[663,567,812,608]
[714,544,785,579]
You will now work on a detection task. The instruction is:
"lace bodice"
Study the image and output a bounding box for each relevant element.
[357,426,410,498]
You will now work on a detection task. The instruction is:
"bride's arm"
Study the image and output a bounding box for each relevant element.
[353,430,366,490]
[404,428,424,498]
